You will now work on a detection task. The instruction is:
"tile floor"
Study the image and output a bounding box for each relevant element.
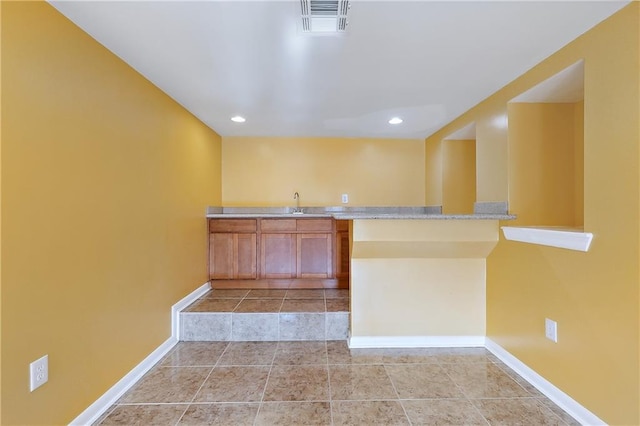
[184,289,351,314]
[96,341,580,425]
[180,289,351,342]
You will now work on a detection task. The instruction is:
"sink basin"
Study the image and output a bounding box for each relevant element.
[292,211,304,215]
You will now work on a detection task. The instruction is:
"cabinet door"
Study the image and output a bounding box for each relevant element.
[210,233,234,279]
[297,233,332,278]
[260,234,296,278]
[234,233,257,279]
[335,231,350,279]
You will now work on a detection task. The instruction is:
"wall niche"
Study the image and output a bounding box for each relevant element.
[507,60,584,228]
[502,60,592,252]
[442,123,477,215]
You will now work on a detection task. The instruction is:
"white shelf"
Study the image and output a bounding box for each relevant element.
[501,226,593,252]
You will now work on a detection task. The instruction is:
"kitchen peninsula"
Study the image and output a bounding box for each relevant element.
[207,206,514,348]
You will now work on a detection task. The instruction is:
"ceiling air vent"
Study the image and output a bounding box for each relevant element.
[300,0,350,33]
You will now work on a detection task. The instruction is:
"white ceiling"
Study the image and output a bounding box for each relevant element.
[50,1,628,140]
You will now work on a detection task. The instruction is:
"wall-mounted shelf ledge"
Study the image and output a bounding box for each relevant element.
[501,226,593,252]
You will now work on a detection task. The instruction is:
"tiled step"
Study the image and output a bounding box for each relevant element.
[180,289,350,342]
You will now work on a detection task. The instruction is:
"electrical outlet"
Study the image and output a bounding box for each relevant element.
[545,318,558,343]
[30,355,48,391]
[341,193,349,204]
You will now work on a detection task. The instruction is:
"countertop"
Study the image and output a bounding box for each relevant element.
[205,206,515,221]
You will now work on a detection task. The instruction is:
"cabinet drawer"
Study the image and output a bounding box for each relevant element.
[261,219,297,232]
[209,219,257,233]
[297,219,333,232]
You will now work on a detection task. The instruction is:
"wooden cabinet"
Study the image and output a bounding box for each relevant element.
[209,217,346,282]
[209,219,257,279]
[260,218,333,279]
[295,219,333,279]
[335,220,350,279]
[297,233,332,278]
[260,233,296,278]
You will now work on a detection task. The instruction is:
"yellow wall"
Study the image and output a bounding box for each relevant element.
[507,102,583,226]
[425,4,639,424]
[442,139,476,214]
[424,136,442,206]
[574,101,584,227]
[0,2,3,421]
[222,136,425,207]
[1,3,222,424]
[475,110,509,203]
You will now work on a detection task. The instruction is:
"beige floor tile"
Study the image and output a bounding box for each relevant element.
[178,403,259,425]
[273,341,328,365]
[217,341,278,366]
[246,289,288,299]
[92,405,118,425]
[472,398,566,425]
[381,348,442,364]
[193,366,270,402]
[281,299,326,312]
[493,362,545,397]
[286,289,326,299]
[119,367,210,403]
[98,404,187,425]
[385,364,464,399]
[255,401,332,425]
[324,289,350,299]
[442,362,530,398]
[234,299,283,313]
[263,365,330,401]
[160,342,229,367]
[427,347,495,364]
[537,398,581,426]
[326,299,350,312]
[205,289,250,298]
[329,364,398,400]
[327,341,385,365]
[185,298,241,312]
[100,341,575,425]
[331,400,410,425]
[401,399,488,426]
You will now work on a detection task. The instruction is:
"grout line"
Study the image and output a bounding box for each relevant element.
[115,397,515,406]
[174,342,230,425]
[532,398,573,426]
[382,364,413,425]
[324,340,335,426]
[439,362,491,426]
[171,404,191,426]
[253,340,280,425]
[116,402,194,406]
[92,402,118,425]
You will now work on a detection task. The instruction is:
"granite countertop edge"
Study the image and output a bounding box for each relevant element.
[205,206,515,221]
[328,213,515,220]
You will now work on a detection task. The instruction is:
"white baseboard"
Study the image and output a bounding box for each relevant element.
[349,335,485,348]
[69,281,211,426]
[485,338,605,426]
[173,281,212,340]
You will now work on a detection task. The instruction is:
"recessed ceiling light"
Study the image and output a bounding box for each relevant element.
[231,116,246,123]
[388,117,403,125]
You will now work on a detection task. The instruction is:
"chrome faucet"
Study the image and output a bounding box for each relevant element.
[293,192,302,214]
